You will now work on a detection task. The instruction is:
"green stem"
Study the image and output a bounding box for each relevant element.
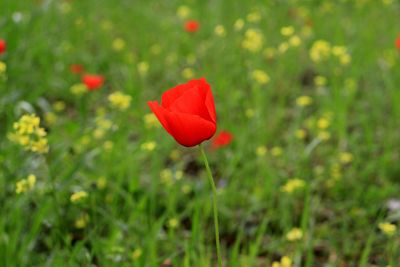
[199,144,222,267]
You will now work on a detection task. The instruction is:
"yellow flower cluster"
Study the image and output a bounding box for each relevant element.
[214,25,226,37]
[256,145,267,157]
[131,248,143,261]
[167,217,180,229]
[75,213,89,229]
[70,191,88,203]
[251,69,270,85]
[296,95,313,107]
[141,141,157,151]
[281,178,305,193]
[15,174,36,194]
[9,114,49,154]
[246,11,261,23]
[378,222,396,236]
[177,5,191,19]
[270,146,283,157]
[144,113,160,129]
[272,256,292,267]
[242,29,263,53]
[70,83,87,95]
[280,25,302,50]
[309,40,331,62]
[108,91,132,110]
[112,38,126,51]
[310,40,351,65]
[137,61,149,76]
[286,228,303,241]
[0,61,6,74]
[233,19,244,31]
[182,67,194,79]
[93,116,114,139]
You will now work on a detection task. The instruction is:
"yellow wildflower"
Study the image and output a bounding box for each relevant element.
[272,256,292,267]
[318,131,331,141]
[70,83,87,95]
[103,140,114,151]
[245,108,255,118]
[310,40,331,62]
[289,35,301,47]
[144,113,160,129]
[278,42,289,54]
[295,129,307,139]
[382,0,393,5]
[339,54,351,65]
[70,191,88,203]
[108,91,132,110]
[75,213,89,229]
[96,117,113,130]
[286,228,303,241]
[339,152,353,164]
[242,29,263,53]
[137,61,149,76]
[53,101,66,112]
[182,184,192,194]
[0,61,7,73]
[112,38,126,51]
[167,217,179,229]
[271,146,283,157]
[16,174,36,194]
[281,26,294,36]
[131,248,143,261]
[296,96,313,107]
[177,5,191,19]
[181,67,194,79]
[160,169,173,185]
[141,141,156,152]
[97,177,107,189]
[256,145,267,157]
[246,11,261,23]
[314,76,327,87]
[378,222,396,236]
[234,18,244,31]
[281,178,305,193]
[251,69,270,85]
[45,112,57,125]
[317,118,330,129]
[214,25,226,37]
[10,114,49,154]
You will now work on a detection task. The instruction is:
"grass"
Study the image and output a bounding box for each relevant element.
[1,0,400,266]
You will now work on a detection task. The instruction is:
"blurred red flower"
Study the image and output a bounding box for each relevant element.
[212,131,233,149]
[70,64,84,74]
[82,74,104,90]
[396,36,400,49]
[148,78,217,147]
[185,20,200,33]
[0,39,6,54]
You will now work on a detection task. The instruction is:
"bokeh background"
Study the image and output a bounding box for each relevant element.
[1,0,400,266]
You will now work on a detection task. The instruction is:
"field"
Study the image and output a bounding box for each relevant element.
[1,0,400,266]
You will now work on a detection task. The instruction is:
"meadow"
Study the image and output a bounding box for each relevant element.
[1,0,400,266]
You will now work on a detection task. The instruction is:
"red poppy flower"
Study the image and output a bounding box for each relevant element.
[0,39,6,54]
[70,64,84,74]
[82,74,104,91]
[148,78,217,147]
[396,36,400,49]
[184,20,200,33]
[212,131,233,149]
